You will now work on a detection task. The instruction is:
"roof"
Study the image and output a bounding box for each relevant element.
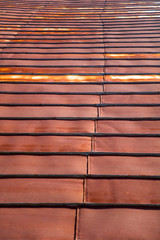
[0,0,160,239]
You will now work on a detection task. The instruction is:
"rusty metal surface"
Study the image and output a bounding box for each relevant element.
[0,0,160,239]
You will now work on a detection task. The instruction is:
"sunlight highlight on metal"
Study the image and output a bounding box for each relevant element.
[0,75,100,82]
[0,0,159,83]
[106,54,160,58]
[107,75,160,82]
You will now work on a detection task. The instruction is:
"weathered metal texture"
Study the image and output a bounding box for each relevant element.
[0,0,160,239]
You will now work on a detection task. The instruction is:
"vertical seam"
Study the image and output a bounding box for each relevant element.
[74,208,79,240]
[87,155,91,175]
[102,83,105,93]
[99,94,102,104]
[87,155,89,174]
[91,136,93,152]
[100,0,107,85]
[83,178,86,203]
[94,119,97,133]
[97,106,99,117]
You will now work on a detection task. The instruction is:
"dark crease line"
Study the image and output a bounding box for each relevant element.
[2,65,160,67]
[0,91,159,95]
[0,133,159,137]
[1,58,160,60]
[0,117,160,121]
[0,73,160,75]
[0,103,159,107]
[1,45,160,47]
[0,151,160,156]
[0,203,159,209]
[0,81,160,84]
[0,174,159,179]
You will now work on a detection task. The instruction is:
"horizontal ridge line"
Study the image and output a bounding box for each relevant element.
[0,203,159,209]
[0,73,160,75]
[0,81,160,85]
[0,133,159,137]
[0,103,159,107]
[0,117,159,121]
[0,174,159,179]
[0,152,159,157]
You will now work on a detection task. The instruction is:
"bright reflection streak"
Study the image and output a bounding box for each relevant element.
[66,75,101,82]
[35,28,71,30]
[106,53,160,58]
[127,10,160,13]
[117,15,160,19]
[114,1,160,4]
[2,40,10,42]
[107,6,160,9]
[0,25,20,27]
[0,27,20,30]
[54,7,103,9]
[106,54,136,58]
[23,30,88,34]
[66,75,86,81]
[106,75,160,82]
[25,28,81,31]
[0,75,101,82]
[34,15,160,19]
[104,10,160,13]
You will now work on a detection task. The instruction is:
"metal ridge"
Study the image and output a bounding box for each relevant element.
[0,117,159,121]
[1,28,160,32]
[0,203,159,208]
[1,64,160,68]
[0,174,159,179]
[0,103,160,107]
[0,72,160,75]
[0,81,160,84]
[0,133,159,137]
[0,152,159,157]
